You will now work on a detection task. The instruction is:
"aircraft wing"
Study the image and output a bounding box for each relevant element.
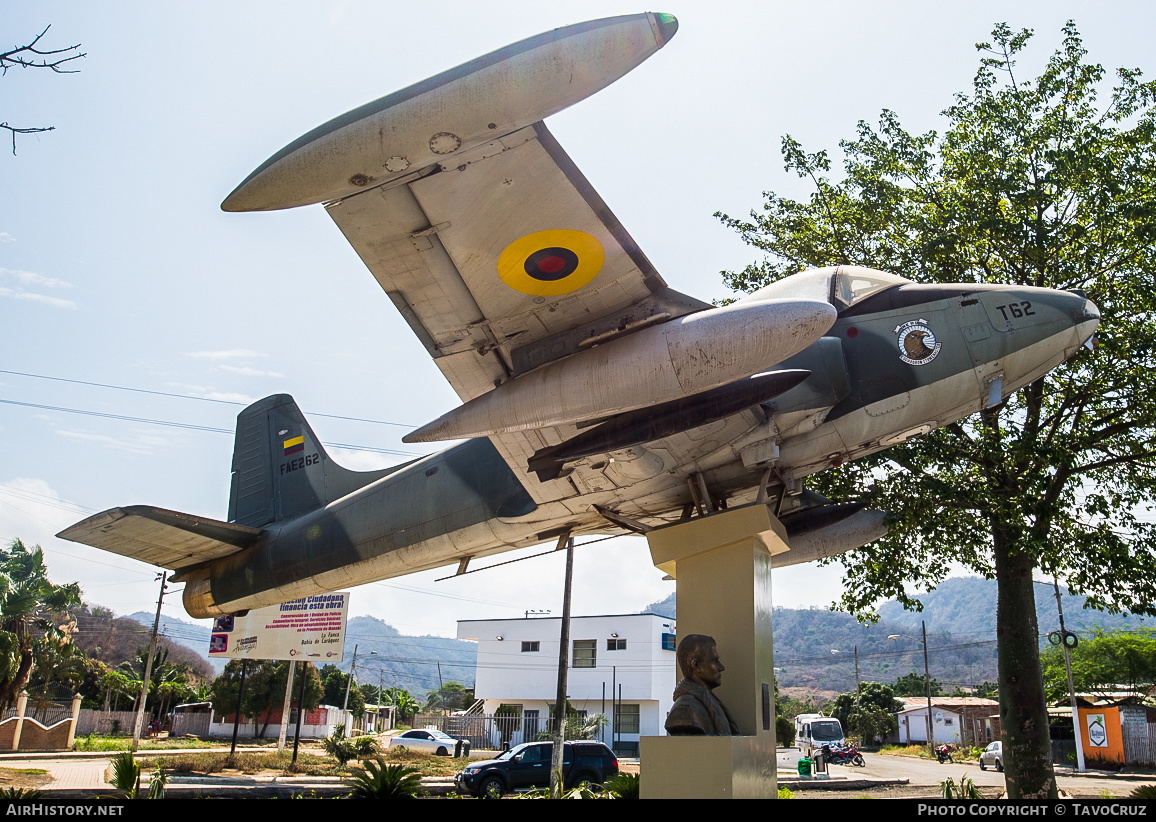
[325,121,709,502]
[57,505,261,572]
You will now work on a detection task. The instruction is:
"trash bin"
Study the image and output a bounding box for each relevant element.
[454,739,471,758]
[797,756,811,777]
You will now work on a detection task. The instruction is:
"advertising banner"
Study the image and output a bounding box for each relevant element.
[1086,713,1108,748]
[208,592,349,662]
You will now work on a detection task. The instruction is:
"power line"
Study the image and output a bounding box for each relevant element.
[0,397,420,457]
[0,369,418,428]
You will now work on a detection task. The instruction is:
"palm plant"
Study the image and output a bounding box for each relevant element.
[110,751,141,798]
[323,724,378,767]
[0,540,82,711]
[346,760,422,799]
[604,773,639,799]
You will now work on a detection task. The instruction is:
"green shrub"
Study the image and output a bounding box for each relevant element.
[605,773,639,799]
[346,761,422,799]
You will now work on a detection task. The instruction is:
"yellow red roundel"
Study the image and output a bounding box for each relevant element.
[497,229,604,297]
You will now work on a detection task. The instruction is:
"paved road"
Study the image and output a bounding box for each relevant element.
[779,749,1156,796]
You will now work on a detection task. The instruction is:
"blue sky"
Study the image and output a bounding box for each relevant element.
[2,1,1151,639]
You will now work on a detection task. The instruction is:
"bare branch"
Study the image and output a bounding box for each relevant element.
[1,26,85,74]
[2,26,83,155]
[0,123,54,156]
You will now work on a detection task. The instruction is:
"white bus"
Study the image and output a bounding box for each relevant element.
[794,713,845,757]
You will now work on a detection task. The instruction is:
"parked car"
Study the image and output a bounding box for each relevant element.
[455,740,619,798]
[388,728,461,756]
[979,741,1003,772]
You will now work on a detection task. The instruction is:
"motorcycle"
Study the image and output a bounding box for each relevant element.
[936,744,954,764]
[821,743,866,767]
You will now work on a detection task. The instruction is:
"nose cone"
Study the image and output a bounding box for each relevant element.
[650,12,679,45]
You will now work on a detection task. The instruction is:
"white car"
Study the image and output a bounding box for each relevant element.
[979,741,1003,772]
[388,728,460,756]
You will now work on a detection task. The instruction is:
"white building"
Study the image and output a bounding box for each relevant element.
[457,612,678,755]
[894,696,1000,745]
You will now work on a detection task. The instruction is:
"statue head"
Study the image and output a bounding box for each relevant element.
[676,633,725,690]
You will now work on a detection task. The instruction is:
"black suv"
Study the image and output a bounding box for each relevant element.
[455,740,619,797]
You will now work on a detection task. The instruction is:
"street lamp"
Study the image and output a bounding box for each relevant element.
[889,621,935,753]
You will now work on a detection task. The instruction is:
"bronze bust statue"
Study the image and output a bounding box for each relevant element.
[664,634,740,736]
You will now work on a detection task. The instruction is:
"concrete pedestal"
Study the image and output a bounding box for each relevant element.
[640,504,785,799]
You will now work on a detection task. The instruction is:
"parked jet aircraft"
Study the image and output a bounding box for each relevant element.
[59,13,1099,619]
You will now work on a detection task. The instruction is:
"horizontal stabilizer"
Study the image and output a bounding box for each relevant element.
[57,505,262,571]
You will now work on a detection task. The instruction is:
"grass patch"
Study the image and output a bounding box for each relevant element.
[374,748,464,778]
[72,734,218,752]
[153,747,466,779]
[0,768,51,790]
[154,750,336,776]
[879,744,934,759]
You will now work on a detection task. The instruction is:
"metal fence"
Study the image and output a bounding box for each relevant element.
[4,700,72,727]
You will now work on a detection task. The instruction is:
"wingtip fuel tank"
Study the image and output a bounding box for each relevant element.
[222,12,678,213]
[404,298,837,442]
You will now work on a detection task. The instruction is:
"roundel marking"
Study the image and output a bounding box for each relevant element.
[497,230,604,296]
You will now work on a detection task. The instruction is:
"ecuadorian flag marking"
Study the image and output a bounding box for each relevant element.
[283,436,305,456]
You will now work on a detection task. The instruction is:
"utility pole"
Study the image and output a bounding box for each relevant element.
[1053,578,1086,773]
[888,626,935,753]
[550,535,574,795]
[342,644,359,732]
[131,572,167,752]
[277,661,297,750]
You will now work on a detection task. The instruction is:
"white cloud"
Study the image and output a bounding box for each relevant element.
[0,478,87,550]
[0,268,74,289]
[328,448,413,472]
[55,429,168,456]
[167,383,257,404]
[0,233,15,243]
[185,350,268,360]
[0,287,78,309]
[219,365,285,378]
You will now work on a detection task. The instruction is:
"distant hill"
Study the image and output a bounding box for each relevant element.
[876,577,1155,637]
[75,605,213,681]
[125,611,476,701]
[642,576,1154,699]
[101,574,1154,705]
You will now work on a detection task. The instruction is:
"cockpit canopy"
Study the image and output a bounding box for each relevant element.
[739,265,909,312]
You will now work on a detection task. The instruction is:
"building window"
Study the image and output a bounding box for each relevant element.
[521,641,539,652]
[617,703,640,734]
[661,633,676,651]
[607,638,626,651]
[573,639,596,668]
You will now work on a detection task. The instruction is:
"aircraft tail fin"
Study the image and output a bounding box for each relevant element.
[228,394,401,526]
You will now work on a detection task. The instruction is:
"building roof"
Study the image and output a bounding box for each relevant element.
[897,696,999,712]
[457,612,674,625]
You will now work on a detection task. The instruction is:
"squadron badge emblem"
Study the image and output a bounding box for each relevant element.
[895,319,942,366]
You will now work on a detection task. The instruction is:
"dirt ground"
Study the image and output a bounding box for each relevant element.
[0,767,53,791]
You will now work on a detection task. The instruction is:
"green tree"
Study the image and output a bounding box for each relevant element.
[716,24,1156,798]
[829,682,905,742]
[425,681,469,712]
[320,664,365,718]
[891,672,943,698]
[382,687,417,725]
[210,660,321,737]
[1041,629,1156,701]
[0,539,82,710]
